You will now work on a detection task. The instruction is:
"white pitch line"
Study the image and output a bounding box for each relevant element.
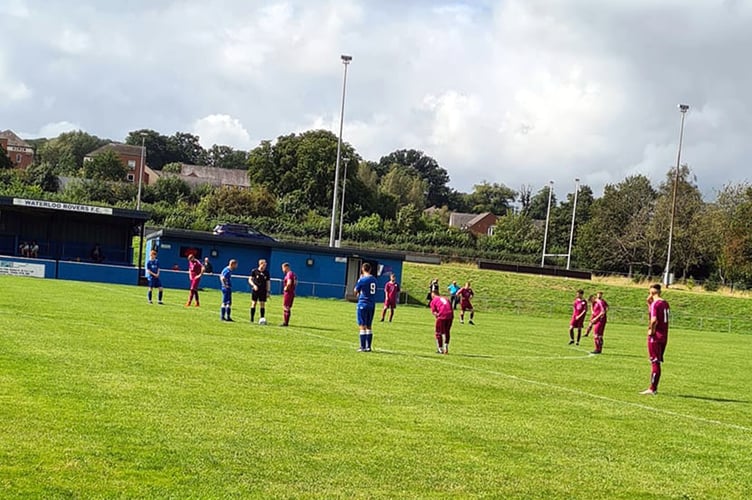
[300,330,751,433]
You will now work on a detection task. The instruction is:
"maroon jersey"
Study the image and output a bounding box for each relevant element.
[283,271,297,295]
[591,300,605,324]
[384,281,400,304]
[188,259,203,280]
[650,298,670,336]
[430,295,454,320]
[458,287,474,309]
[572,298,587,320]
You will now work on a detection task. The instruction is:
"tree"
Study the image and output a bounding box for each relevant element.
[198,185,277,218]
[55,130,110,168]
[80,149,128,181]
[466,181,517,214]
[649,165,705,280]
[162,162,183,173]
[526,185,557,220]
[379,165,427,211]
[168,132,207,166]
[125,129,171,170]
[150,176,191,205]
[25,162,60,192]
[577,175,657,274]
[207,144,248,169]
[0,145,13,169]
[378,149,451,208]
[36,140,78,175]
[247,130,359,214]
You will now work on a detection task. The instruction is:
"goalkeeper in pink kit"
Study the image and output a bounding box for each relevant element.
[430,290,454,354]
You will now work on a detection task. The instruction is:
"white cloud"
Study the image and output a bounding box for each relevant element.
[55,28,90,55]
[193,114,253,149]
[38,121,81,137]
[7,0,30,18]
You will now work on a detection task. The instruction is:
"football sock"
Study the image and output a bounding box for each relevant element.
[470,311,474,320]
[650,362,661,391]
[250,307,256,322]
[576,329,581,343]
[366,330,373,349]
[381,309,386,321]
[283,310,290,325]
[194,291,199,306]
[158,290,163,302]
[435,332,443,349]
[221,306,226,320]
[260,307,265,319]
[148,290,152,302]
[359,332,367,350]
[569,329,574,341]
[226,306,232,320]
[389,310,394,322]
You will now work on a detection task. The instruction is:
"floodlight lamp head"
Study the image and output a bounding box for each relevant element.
[678,104,689,113]
[341,54,352,63]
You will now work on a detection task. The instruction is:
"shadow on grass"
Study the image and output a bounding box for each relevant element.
[674,394,749,404]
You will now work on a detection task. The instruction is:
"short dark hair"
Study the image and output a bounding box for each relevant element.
[362,262,371,273]
[577,289,584,294]
[650,283,661,292]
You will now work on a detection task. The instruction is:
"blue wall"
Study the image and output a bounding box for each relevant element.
[58,261,139,285]
[144,234,404,300]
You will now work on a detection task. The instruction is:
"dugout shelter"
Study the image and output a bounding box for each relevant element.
[144,228,406,300]
[0,196,149,283]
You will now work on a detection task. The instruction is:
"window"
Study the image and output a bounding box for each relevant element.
[126,174,135,182]
[127,160,136,170]
[16,154,21,163]
[487,225,496,236]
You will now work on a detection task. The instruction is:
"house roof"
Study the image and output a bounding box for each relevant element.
[179,163,250,188]
[0,130,31,148]
[86,142,144,158]
[449,211,496,229]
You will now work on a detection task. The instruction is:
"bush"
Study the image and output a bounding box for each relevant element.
[703,273,720,292]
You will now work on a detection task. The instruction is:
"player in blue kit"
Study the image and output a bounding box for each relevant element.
[145,249,164,304]
[220,259,238,321]
[354,262,378,352]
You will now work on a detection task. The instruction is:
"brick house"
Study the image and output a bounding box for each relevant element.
[84,143,147,184]
[448,212,498,236]
[0,130,35,169]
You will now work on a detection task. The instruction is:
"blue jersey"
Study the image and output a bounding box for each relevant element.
[220,266,232,289]
[146,258,159,278]
[355,275,378,306]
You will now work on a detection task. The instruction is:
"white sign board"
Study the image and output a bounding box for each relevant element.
[0,260,46,278]
[13,198,114,215]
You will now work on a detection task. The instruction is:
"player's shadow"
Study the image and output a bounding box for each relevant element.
[674,394,749,404]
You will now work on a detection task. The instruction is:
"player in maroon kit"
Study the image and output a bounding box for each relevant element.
[641,284,670,395]
[568,289,587,345]
[458,281,475,325]
[430,290,454,354]
[380,273,400,322]
[185,254,204,307]
[587,293,606,354]
[280,262,297,327]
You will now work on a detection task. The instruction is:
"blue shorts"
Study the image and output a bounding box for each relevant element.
[222,287,232,305]
[356,303,375,327]
[148,277,162,289]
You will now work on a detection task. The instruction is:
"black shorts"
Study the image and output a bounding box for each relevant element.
[251,290,268,302]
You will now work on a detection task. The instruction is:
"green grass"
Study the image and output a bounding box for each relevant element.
[402,262,752,334]
[1,275,751,499]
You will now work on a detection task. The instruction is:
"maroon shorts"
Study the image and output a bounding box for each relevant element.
[384,299,397,309]
[190,277,201,290]
[435,317,453,336]
[592,321,605,337]
[648,334,667,363]
[570,316,585,328]
[460,300,473,311]
[283,292,295,309]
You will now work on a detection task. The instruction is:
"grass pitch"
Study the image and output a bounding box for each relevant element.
[1,276,751,499]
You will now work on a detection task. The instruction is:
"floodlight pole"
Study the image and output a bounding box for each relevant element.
[566,178,580,270]
[329,54,352,247]
[338,157,349,244]
[541,180,554,267]
[136,133,147,211]
[663,104,689,287]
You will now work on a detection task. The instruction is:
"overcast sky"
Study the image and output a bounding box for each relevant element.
[2,0,751,197]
